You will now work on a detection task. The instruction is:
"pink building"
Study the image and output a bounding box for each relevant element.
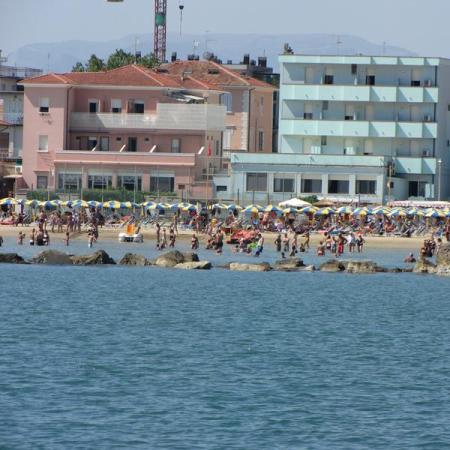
[163,60,276,155]
[20,64,229,199]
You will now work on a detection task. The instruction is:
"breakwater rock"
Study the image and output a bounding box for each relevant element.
[175,261,212,270]
[119,253,151,266]
[0,253,27,264]
[32,249,116,266]
[154,250,199,268]
[229,262,272,272]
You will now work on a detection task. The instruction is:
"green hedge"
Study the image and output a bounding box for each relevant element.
[26,190,60,201]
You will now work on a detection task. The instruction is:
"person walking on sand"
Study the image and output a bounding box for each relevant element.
[169,226,176,248]
[64,231,70,246]
[191,233,199,250]
[18,231,24,245]
[282,233,290,253]
[161,228,167,250]
[29,228,36,246]
[88,232,95,248]
[215,229,224,255]
[255,233,264,257]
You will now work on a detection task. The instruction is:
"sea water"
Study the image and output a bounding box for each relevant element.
[1,238,450,449]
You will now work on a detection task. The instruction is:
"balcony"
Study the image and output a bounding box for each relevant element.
[2,113,23,125]
[70,104,226,132]
[54,149,199,168]
[280,85,439,103]
[280,119,437,139]
[0,67,42,79]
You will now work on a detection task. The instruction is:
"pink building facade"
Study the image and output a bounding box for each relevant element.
[20,65,228,200]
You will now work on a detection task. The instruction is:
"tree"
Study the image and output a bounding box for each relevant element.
[72,62,85,72]
[106,49,135,70]
[140,53,159,69]
[85,54,105,72]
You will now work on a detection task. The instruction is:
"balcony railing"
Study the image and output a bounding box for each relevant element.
[2,113,23,125]
[70,104,226,132]
[0,67,43,79]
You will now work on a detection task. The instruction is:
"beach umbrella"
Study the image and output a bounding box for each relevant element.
[425,208,445,219]
[315,207,335,216]
[352,207,369,217]
[279,198,312,208]
[264,204,282,214]
[370,206,391,216]
[148,202,171,212]
[0,197,17,206]
[118,201,137,209]
[39,200,58,209]
[314,198,335,208]
[173,202,196,212]
[243,204,264,214]
[406,207,420,216]
[282,207,298,215]
[25,199,40,208]
[141,201,155,208]
[300,206,318,215]
[211,203,228,210]
[337,206,354,215]
[227,204,242,212]
[388,209,407,218]
[71,200,89,209]
[102,200,122,209]
[86,200,101,208]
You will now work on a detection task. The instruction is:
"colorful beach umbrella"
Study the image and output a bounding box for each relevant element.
[0,197,17,206]
[71,200,89,208]
[352,207,369,217]
[244,204,264,214]
[315,207,335,216]
[227,204,242,212]
[300,206,318,215]
[173,202,197,212]
[282,207,298,215]
[148,202,171,211]
[425,208,445,219]
[141,201,155,208]
[388,209,407,218]
[39,200,58,209]
[337,206,354,215]
[25,199,40,208]
[264,205,282,214]
[211,203,228,210]
[102,200,122,209]
[370,206,391,216]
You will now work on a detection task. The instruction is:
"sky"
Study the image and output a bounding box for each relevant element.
[1,0,450,57]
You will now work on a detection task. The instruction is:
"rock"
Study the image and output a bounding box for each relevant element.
[118,253,150,266]
[413,257,437,274]
[181,252,200,263]
[437,243,450,267]
[0,253,27,264]
[273,258,304,271]
[344,260,379,274]
[31,250,73,265]
[155,250,188,268]
[175,261,212,270]
[301,265,316,272]
[71,250,116,265]
[229,262,272,272]
[319,259,345,273]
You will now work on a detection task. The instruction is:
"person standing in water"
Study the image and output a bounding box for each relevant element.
[64,232,70,246]
[274,233,282,252]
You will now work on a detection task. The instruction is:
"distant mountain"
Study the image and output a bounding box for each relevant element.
[7,33,416,73]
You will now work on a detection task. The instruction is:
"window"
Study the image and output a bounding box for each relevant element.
[58,173,82,191]
[356,180,376,195]
[274,178,295,193]
[118,175,142,191]
[411,80,421,87]
[130,100,144,114]
[258,130,264,152]
[409,181,427,197]
[37,176,48,189]
[111,99,122,113]
[322,101,329,110]
[304,112,313,120]
[88,136,97,150]
[345,115,354,121]
[216,185,228,192]
[324,75,334,85]
[88,175,112,190]
[351,64,357,75]
[89,100,99,113]
[221,93,233,113]
[301,179,321,193]
[128,137,138,152]
[366,75,375,86]
[328,180,349,194]
[100,137,109,151]
[39,97,49,113]
[150,176,175,193]
[246,173,267,192]
[223,129,232,150]
[171,138,181,153]
[321,136,327,146]
[38,135,48,151]
[215,140,220,156]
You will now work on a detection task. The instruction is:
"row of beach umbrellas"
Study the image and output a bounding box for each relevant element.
[1,197,450,218]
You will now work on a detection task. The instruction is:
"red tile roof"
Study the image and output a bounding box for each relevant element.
[20,64,221,91]
[163,60,275,89]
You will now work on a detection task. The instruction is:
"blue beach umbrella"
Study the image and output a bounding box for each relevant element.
[0,197,17,206]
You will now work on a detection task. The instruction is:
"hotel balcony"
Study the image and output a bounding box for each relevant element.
[70,104,226,132]
[281,85,439,104]
[54,149,200,168]
[280,119,437,139]
[2,113,24,125]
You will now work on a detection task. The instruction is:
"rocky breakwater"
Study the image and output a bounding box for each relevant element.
[414,243,450,276]
[31,249,116,266]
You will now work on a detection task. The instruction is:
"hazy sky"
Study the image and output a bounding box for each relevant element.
[1,0,449,56]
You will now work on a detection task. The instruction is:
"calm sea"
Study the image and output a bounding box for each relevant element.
[1,237,450,449]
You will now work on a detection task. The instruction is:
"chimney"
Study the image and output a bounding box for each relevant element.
[171,52,177,62]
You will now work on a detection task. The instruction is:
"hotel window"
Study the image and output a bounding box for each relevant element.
[273,177,295,193]
[129,100,144,114]
[58,173,82,191]
[301,178,322,193]
[322,101,329,111]
[324,75,334,85]
[88,175,112,190]
[171,138,181,153]
[88,99,99,113]
[118,175,142,191]
[39,97,49,113]
[216,185,228,192]
[88,136,97,150]
[321,136,327,146]
[38,135,48,151]
[223,129,232,150]
[351,64,358,75]
[150,176,175,193]
[36,175,48,189]
[411,80,421,87]
[100,136,109,151]
[258,130,264,152]
[356,180,376,195]
[111,99,122,113]
[328,179,349,194]
[366,75,376,86]
[408,181,427,198]
[246,173,267,192]
[128,137,138,152]
[303,112,313,120]
[221,93,233,113]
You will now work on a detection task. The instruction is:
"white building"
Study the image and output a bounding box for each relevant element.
[216,55,450,204]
